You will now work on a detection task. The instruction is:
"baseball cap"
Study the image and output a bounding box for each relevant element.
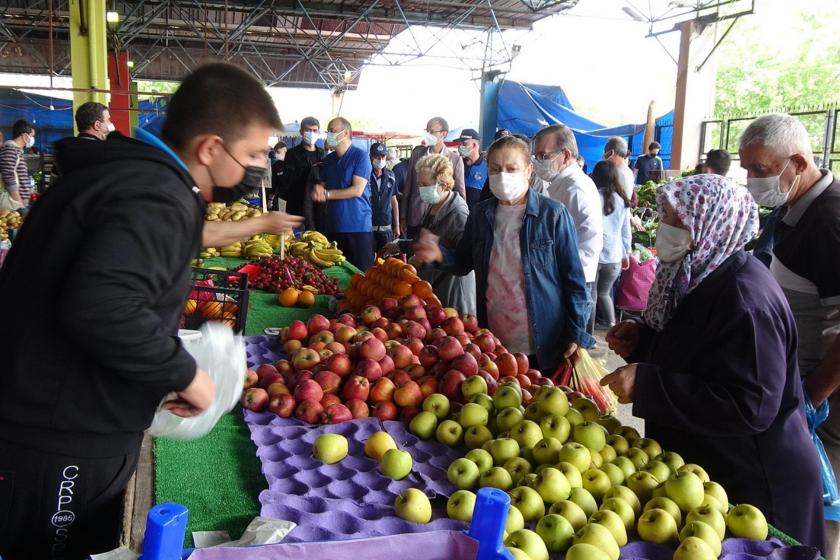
[457,128,480,142]
[370,143,388,157]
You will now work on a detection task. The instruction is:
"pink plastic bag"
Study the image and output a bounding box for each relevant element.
[616,255,656,312]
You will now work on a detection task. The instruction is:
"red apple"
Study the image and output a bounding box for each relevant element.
[475,333,496,354]
[400,405,422,424]
[307,314,331,337]
[442,316,464,336]
[427,327,448,343]
[427,306,448,327]
[418,375,439,397]
[463,343,482,361]
[268,394,296,417]
[287,320,308,341]
[405,364,426,380]
[360,305,382,325]
[295,399,324,423]
[359,337,386,361]
[455,333,470,346]
[294,379,324,402]
[389,344,414,369]
[516,374,532,389]
[314,370,342,395]
[337,313,357,328]
[293,370,314,388]
[533,377,554,387]
[309,341,326,352]
[514,353,530,375]
[440,369,467,401]
[379,355,395,376]
[417,318,433,338]
[345,399,369,419]
[320,394,342,409]
[400,294,422,310]
[244,369,259,390]
[318,349,333,360]
[322,403,353,424]
[353,358,383,381]
[335,325,357,344]
[499,376,520,387]
[462,314,479,333]
[436,336,464,362]
[325,342,346,355]
[418,345,440,368]
[478,371,498,395]
[403,337,424,356]
[267,382,290,398]
[372,317,390,330]
[525,368,541,383]
[241,388,269,412]
[495,353,518,378]
[311,330,335,345]
[479,357,500,380]
[258,372,284,390]
[394,381,423,407]
[325,353,352,377]
[521,389,533,405]
[370,377,396,402]
[274,359,293,374]
[449,352,479,377]
[404,305,427,322]
[292,348,321,371]
[403,321,427,341]
[256,364,279,381]
[389,370,412,387]
[385,323,403,340]
[341,375,370,401]
[373,400,399,421]
[371,327,388,343]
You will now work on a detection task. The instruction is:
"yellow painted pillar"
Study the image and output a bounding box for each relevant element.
[129,81,139,132]
[69,0,108,134]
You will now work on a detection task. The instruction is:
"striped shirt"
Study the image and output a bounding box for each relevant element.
[0,141,31,202]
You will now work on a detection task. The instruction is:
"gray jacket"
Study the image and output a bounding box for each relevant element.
[401,145,466,228]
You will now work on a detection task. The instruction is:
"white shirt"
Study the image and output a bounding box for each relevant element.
[619,165,635,200]
[545,163,604,282]
[487,203,535,354]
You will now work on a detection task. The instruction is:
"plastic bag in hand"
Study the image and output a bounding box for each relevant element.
[147,323,246,440]
[571,349,618,414]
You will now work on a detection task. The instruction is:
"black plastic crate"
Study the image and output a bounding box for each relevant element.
[181,267,249,333]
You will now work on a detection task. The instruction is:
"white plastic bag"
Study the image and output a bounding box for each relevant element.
[147,322,246,440]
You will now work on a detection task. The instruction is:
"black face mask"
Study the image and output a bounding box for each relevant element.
[213,144,265,201]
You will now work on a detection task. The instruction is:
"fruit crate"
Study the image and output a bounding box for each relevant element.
[181,268,249,333]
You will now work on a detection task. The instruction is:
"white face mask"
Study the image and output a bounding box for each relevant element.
[373,158,387,170]
[325,130,344,147]
[419,185,442,205]
[424,132,440,147]
[533,157,559,183]
[105,122,116,133]
[302,130,318,145]
[458,145,471,158]
[488,172,527,202]
[26,135,35,148]
[745,158,796,208]
[655,223,693,263]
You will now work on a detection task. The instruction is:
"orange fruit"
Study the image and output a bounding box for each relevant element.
[394,281,412,297]
[412,280,433,299]
[201,301,223,319]
[297,291,315,308]
[279,288,300,307]
[426,295,442,307]
[350,274,363,287]
[184,299,198,315]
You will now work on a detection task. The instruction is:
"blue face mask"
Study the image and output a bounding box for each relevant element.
[419,185,442,205]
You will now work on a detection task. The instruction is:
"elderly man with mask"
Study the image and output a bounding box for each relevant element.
[603,136,635,200]
[400,116,465,238]
[533,124,602,336]
[741,113,840,560]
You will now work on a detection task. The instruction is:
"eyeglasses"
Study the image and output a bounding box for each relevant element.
[426,129,444,134]
[532,150,562,161]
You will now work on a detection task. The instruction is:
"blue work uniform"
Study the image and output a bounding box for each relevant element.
[463,155,488,209]
[370,167,398,252]
[323,145,374,270]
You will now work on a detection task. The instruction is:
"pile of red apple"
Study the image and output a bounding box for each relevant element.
[240,294,554,425]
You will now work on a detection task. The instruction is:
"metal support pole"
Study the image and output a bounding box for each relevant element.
[69,0,108,134]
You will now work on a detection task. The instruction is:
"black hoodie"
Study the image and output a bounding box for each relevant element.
[0,133,205,457]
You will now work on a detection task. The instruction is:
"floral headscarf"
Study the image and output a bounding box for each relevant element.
[643,174,759,331]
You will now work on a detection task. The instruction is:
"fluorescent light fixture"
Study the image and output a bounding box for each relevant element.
[622,5,645,21]
[106,11,120,24]
[343,70,352,82]
[126,60,135,68]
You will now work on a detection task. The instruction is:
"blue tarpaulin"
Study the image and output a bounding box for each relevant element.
[496,80,673,171]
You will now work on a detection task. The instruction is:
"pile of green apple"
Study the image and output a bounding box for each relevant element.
[416,383,771,560]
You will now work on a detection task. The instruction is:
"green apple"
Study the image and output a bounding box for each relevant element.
[599,445,617,464]
[644,496,682,527]
[435,419,464,447]
[642,460,671,483]
[589,509,628,546]
[506,502,526,533]
[601,462,625,486]
[506,547,531,560]
[493,384,522,410]
[479,466,513,490]
[571,397,599,421]
[703,481,729,512]
[572,522,619,560]
[532,437,563,465]
[409,410,438,440]
[665,471,705,512]
[564,407,585,426]
[394,488,431,523]
[490,437,521,465]
[726,503,768,540]
[459,402,489,428]
[464,425,493,449]
[312,433,348,464]
[674,536,717,560]
[652,481,668,499]
[686,504,726,539]
[603,485,642,515]
[509,486,545,521]
[678,463,710,483]
[471,392,495,413]
[627,447,650,470]
[511,420,543,450]
[523,402,543,423]
[680,521,722,556]
[581,468,612,501]
[565,543,610,560]
[380,448,413,480]
[446,489,476,522]
[497,407,525,432]
[549,500,588,531]
[600,497,635,532]
[569,487,598,517]
[559,442,591,473]
[613,426,641,443]
[539,387,570,416]
[505,529,549,560]
[654,451,685,473]
[589,450,604,469]
[534,466,571,503]
[631,437,662,459]
[572,421,607,452]
[462,376,488,400]
[557,462,583,488]
[422,393,450,419]
[636,507,679,544]
[504,457,532,485]
[520,472,539,489]
[595,414,622,434]
[606,434,630,456]
[536,513,575,553]
[626,470,659,502]
[610,456,636,479]
[447,457,480,489]
[539,413,571,443]
[364,431,396,461]
[465,448,493,475]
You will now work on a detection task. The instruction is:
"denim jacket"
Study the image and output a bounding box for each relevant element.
[441,188,595,371]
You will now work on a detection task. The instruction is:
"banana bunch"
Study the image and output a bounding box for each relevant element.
[199,247,220,259]
[0,210,23,240]
[205,202,263,222]
[220,241,244,257]
[243,236,274,259]
[288,230,345,268]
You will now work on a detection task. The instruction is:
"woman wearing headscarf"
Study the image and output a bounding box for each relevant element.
[604,174,824,551]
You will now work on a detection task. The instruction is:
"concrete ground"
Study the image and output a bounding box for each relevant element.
[589,330,646,436]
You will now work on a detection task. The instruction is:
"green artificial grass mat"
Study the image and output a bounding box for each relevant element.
[154,412,265,546]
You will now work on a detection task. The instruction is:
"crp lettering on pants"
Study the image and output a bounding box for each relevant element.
[50,465,80,559]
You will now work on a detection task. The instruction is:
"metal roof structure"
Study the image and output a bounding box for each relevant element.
[0,0,579,91]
